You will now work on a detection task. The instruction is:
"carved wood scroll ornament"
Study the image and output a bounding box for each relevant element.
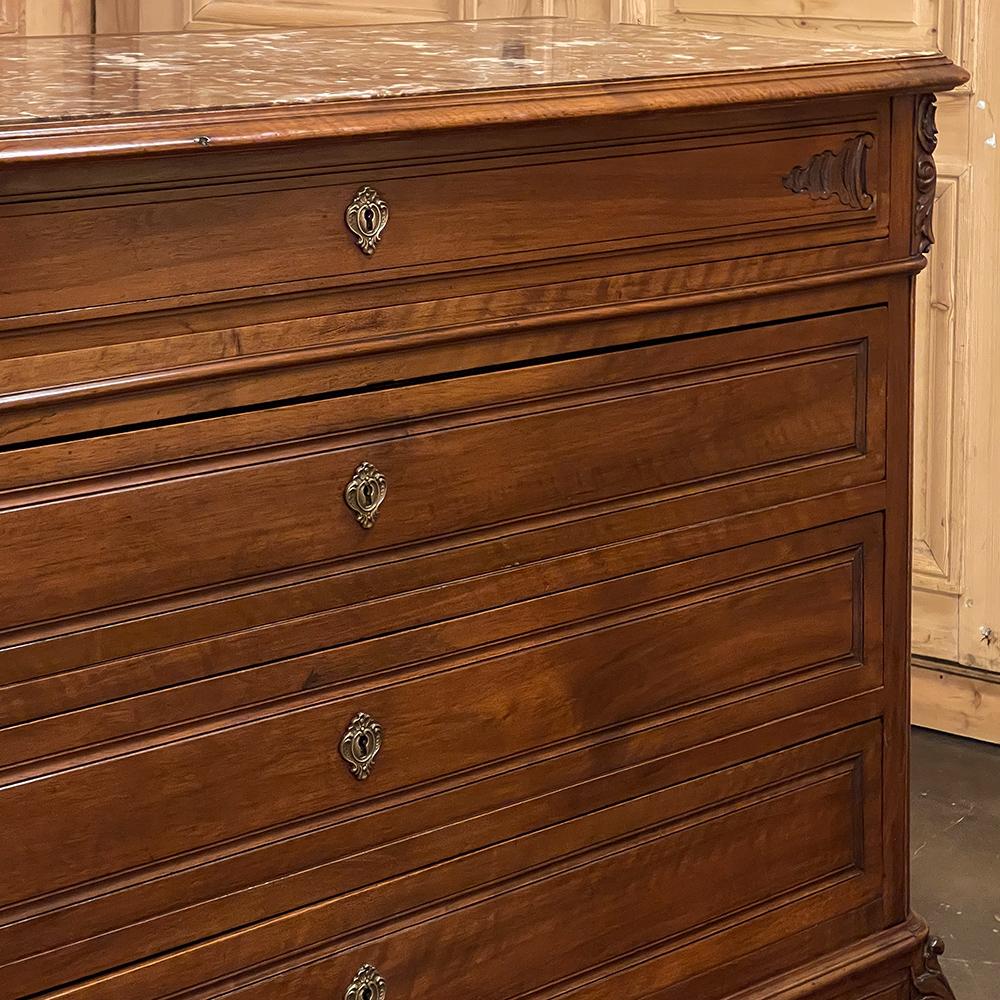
[783,133,875,211]
[914,94,940,254]
[912,936,957,1000]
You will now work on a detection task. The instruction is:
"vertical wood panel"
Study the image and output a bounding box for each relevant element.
[24,0,91,33]
[94,0,139,31]
[0,1,24,32]
[912,174,966,600]
[956,0,1000,678]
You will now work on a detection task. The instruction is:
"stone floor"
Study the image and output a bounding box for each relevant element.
[911,728,1000,999]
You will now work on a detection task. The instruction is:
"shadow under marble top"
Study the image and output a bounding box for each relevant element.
[0,17,935,126]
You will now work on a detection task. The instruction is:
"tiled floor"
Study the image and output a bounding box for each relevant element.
[911,728,1000,999]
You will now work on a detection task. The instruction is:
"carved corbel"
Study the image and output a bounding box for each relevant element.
[914,94,939,254]
[783,133,875,211]
[912,936,957,1000]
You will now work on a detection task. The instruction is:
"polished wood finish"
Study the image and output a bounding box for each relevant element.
[0,19,967,1000]
[0,312,886,629]
[2,118,891,317]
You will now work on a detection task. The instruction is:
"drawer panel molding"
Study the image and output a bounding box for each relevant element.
[0,114,890,320]
[5,725,882,1000]
[0,308,888,639]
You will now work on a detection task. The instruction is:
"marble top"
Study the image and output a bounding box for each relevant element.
[0,18,936,126]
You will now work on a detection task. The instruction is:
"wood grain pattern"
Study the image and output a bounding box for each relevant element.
[0,118,887,319]
[0,521,883,993]
[953,0,1000,682]
[655,0,996,738]
[0,517,880,909]
[909,0,1000,737]
[0,0,19,32]
[0,311,886,634]
[25,0,90,32]
[6,0,91,34]
[912,659,1000,743]
[0,20,966,1000]
[198,757,869,1000]
[6,726,884,1000]
[187,0,463,27]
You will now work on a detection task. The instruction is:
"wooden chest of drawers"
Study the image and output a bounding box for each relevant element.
[0,18,967,1000]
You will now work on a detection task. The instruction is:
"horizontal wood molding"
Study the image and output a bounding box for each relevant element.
[671,0,917,23]
[912,656,1000,744]
[187,0,462,28]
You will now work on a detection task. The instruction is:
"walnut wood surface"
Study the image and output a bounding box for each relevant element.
[0,310,885,634]
[0,518,883,992]
[0,118,887,318]
[0,20,966,1000]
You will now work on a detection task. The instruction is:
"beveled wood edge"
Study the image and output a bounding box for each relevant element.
[0,256,919,422]
[0,485,889,715]
[0,56,968,165]
[3,722,883,999]
[2,721,877,926]
[0,227,897,334]
[713,914,933,1000]
[1,539,871,771]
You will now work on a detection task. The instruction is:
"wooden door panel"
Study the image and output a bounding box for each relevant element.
[186,0,461,27]
[8,0,90,34]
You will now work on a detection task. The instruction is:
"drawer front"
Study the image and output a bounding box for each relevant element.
[0,308,886,635]
[2,112,887,318]
[0,517,883,954]
[32,725,884,1000]
[232,747,865,1000]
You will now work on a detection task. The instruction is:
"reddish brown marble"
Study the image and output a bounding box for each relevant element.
[0,17,935,126]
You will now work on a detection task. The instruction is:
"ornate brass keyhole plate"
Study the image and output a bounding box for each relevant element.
[346,185,389,255]
[344,462,387,529]
[340,712,383,781]
[345,964,387,1000]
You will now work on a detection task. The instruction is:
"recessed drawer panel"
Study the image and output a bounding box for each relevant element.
[0,308,886,635]
[1,111,887,318]
[28,724,883,1000]
[0,515,883,980]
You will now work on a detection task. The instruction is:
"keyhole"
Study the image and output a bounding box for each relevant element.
[358,732,370,756]
[362,206,376,233]
[361,482,375,505]
[361,988,373,1000]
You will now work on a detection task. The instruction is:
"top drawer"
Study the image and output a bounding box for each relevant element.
[2,107,888,318]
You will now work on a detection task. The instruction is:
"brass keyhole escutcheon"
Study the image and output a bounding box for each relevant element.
[345,964,387,1000]
[346,185,389,256]
[340,712,383,781]
[344,462,387,529]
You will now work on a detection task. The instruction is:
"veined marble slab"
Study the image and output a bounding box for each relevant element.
[0,17,936,126]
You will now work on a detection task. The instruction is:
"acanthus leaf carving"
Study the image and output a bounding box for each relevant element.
[912,936,957,1000]
[783,133,875,211]
[914,93,940,254]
